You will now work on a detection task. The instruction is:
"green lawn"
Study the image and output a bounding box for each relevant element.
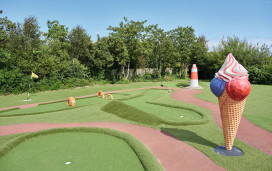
[0,80,271,171]
[123,89,203,122]
[196,81,272,132]
[0,133,144,171]
[0,127,163,171]
[0,93,128,117]
[0,81,186,108]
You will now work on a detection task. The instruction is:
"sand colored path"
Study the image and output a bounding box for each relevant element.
[0,122,225,171]
[171,89,272,156]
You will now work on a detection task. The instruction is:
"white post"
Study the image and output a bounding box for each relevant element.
[190,64,198,87]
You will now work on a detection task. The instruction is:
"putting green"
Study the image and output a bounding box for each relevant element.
[0,132,145,171]
[123,89,203,122]
[0,93,129,117]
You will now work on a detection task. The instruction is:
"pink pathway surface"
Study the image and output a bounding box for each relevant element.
[171,89,272,156]
[0,122,225,171]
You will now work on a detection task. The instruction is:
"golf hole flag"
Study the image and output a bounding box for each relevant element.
[31,72,38,79]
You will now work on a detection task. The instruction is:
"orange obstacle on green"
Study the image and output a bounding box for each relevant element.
[98,91,104,98]
[67,97,75,107]
[106,94,113,100]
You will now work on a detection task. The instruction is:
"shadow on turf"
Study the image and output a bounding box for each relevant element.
[176,82,190,88]
[161,128,218,148]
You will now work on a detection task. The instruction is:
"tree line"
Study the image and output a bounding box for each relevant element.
[0,13,271,94]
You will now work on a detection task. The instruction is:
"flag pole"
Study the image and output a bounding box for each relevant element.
[25,72,38,101]
[26,76,32,101]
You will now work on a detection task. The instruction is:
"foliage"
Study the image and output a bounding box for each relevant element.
[169,26,197,78]
[108,17,147,79]
[247,65,272,84]
[199,36,272,81]
[1,12,271,95]
[68,25,92,75]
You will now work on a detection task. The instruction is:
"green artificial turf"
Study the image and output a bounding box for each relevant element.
[102,89,209,126]
[195,81,272,132]
[0,128,163,171]
[0,80,271,170]
[123,89,203,122]
[0,80,188,108]
[1,133,144,171]
[0,93,129,117]
[102,100,163,126]
[0,102,136,126]
[0,97,103,117]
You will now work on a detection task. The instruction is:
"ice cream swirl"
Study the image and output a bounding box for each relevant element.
[215,53,248,82]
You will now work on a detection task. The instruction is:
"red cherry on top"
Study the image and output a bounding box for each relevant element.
[226,79,251,101]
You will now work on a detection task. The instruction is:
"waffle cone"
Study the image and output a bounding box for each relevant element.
[218,90,247,150]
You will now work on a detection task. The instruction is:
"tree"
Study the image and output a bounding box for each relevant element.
[190,35,209,78]
[146,25,164,76]
[205,36,272,84]
[214,36,271,67]
[169,26,197,78]
[43,20,73,77]
[107,35,129,70]
[44,20,68,41]
[68,25,92,73]
[23,16,42,51]
[108,17,146,79]
[89,37,113,78]
[145,25,175,77]
[0,15,15,70]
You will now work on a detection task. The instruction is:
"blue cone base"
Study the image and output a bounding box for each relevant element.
[213,146,243,156]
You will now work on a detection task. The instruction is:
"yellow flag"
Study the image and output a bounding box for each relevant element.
[31,72,38,78]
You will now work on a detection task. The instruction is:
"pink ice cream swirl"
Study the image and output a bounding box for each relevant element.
[215,53,248,82]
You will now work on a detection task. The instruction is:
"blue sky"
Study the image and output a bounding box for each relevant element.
[1,0,272,50]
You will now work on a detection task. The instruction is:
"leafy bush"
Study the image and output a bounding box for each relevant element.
[248,65,272,85]
[0,69,29,94]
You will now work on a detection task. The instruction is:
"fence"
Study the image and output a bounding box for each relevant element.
[111,68,173,78]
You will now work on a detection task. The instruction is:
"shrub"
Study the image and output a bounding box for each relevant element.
[247,65,272,85]
[0,69,28,95]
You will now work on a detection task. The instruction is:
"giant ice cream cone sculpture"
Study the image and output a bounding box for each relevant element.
[210,53,251,151]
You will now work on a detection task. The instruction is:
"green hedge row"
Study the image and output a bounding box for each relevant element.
[0,69,94,95]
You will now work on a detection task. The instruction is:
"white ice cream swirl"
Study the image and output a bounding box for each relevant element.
[215,53,248,82]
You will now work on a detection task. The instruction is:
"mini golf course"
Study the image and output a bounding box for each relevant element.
[0,93,129,117]
[0,81,271,171]
[0,127,162,171]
